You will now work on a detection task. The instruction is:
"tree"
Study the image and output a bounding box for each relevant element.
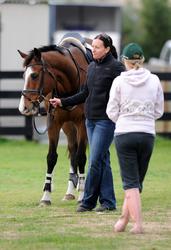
[141,0,171,60]
[122,4,142,49]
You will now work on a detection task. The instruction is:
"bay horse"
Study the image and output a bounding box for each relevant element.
[18,35,91,205]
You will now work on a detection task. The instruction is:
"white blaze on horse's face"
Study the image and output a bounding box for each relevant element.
[25,67,33,85]
[19,67,36,115]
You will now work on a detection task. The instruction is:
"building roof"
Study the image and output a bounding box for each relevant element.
[0,0,47,4]
[49,0,124,6]
[0,0,124,6]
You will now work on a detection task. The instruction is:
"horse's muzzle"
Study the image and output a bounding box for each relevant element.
[19,99,39,116]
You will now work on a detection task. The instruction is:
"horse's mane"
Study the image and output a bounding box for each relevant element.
[24,45,65,67]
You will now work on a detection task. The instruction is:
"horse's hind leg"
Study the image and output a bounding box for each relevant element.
[62,122,79,201]
[40,125,60,206]
[76,144,87,202]
[75,121,87,202]
[63,120,87,202]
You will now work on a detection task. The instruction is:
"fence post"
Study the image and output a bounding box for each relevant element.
[25,116,33,141]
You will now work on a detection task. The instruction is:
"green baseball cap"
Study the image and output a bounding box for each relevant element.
[122,43,144,60]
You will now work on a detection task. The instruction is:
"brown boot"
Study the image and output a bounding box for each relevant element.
[125,188,143,234]
[114,195,129,232]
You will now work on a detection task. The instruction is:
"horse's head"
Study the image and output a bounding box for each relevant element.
[18,48,45,116]
[18,42,88,116]
[18,48,57,116]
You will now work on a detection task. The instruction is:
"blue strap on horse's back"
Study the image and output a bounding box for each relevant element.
[85,48,93,63]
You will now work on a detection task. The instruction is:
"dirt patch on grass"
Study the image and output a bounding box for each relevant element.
[63,209,171,240]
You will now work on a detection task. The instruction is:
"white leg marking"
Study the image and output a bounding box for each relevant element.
[77,174,85,202]
[66,181,75,195]
[65,166,75,195]
[41,191,51,202]
[77,191,84,202]
[77,174,85,191]
[46,173,52,178]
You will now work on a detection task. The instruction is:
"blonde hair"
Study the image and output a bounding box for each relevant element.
[123,57,145,70]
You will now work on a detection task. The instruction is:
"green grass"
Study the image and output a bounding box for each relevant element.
[0,136,171,250]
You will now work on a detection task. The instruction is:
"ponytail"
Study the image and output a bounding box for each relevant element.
[111,45,118,59]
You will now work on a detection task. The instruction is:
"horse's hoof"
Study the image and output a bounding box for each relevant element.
[62,194,75,201]
[39,200,51,207]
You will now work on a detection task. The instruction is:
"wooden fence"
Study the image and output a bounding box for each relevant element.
[0,71,33,140]
[153,72,171,138]
[0,71,171,140]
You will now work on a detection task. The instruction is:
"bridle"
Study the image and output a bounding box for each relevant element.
[22,46,87,134]
[22,59,59,134]
[22,59,58,106]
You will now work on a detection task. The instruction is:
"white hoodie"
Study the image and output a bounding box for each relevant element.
[106,68,164,135]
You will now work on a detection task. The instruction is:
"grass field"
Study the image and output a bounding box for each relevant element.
[0,136,171,250]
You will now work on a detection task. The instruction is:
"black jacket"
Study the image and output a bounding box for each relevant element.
[61,52,125,120]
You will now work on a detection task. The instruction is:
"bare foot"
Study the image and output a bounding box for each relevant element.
[114,216,129,232]
[130,225,144,234]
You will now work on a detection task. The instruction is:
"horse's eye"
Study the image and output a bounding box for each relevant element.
[31,72,39,80]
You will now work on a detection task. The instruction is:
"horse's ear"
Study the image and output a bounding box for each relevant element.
[17,50,28,58]
[33,48,41,61]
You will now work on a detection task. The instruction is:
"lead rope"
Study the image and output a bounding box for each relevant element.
[32,99,55,135]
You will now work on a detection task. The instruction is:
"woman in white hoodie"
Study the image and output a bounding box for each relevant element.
[106,43,164,234]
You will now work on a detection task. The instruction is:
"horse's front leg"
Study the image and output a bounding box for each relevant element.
[40,125,60,206]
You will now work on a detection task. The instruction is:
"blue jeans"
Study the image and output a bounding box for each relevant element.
[81,119,116,209]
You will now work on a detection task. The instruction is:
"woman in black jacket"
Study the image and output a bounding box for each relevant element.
[50,34,125,212]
